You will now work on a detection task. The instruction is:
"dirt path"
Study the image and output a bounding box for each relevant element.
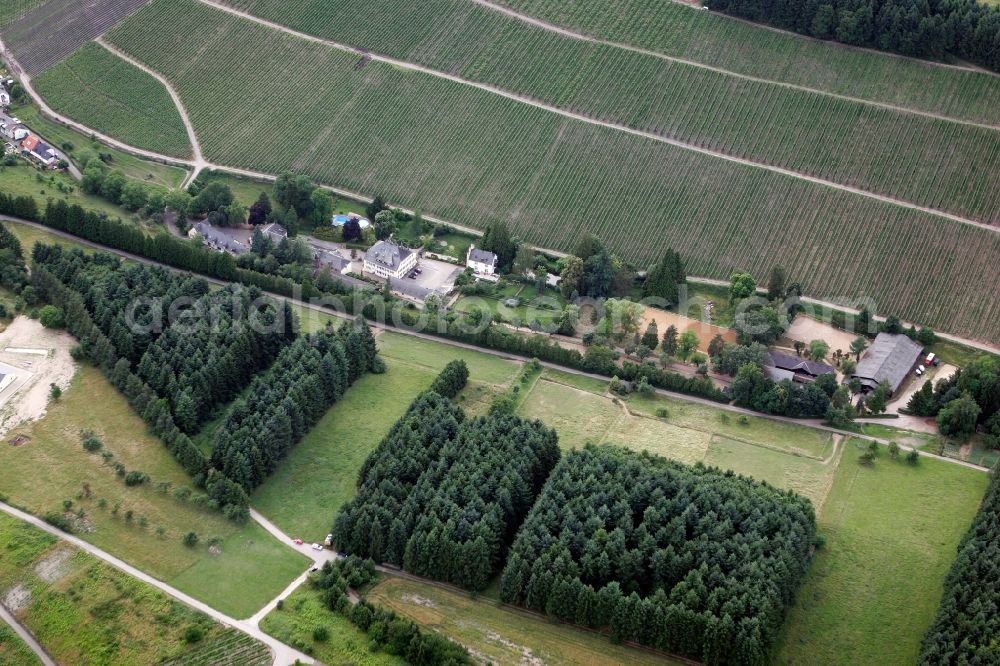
[195,0,998,233]
[95,37,206,185]
[0,602,56,666]
[472,0,1000,130]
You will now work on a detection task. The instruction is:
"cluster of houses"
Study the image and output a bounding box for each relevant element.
[1,113,60,168]
[767,332,926,401]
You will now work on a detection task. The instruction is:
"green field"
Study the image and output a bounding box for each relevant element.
[101,0,1000,343]
[0,620,42,666]
[369,576,684,666]
[33,42,192,158]
[8,103,190,189]
[252,329,520,539]
[0,512,270,665]
[0,365,307,619]
[220,0,1000,225]
[0,161,158,222]
[497,0,1000,125]
[773,442,989,664]
[261,584,405,666]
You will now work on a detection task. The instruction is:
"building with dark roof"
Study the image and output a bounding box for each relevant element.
[466,245,498,275]
[768,351,836,383]
[189,222,248,254]
[363,240,417,279]
[314,248,350,275]
[851,333,923,395]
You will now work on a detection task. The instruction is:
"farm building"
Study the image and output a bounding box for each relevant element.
[466,245,498,275]
[0,114,29,141]
[767,352,835,384]
[20,135,57,166]
[364,240,417,280]
[851,333,924,395]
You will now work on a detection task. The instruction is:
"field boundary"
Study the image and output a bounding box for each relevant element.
[194,0,999,232]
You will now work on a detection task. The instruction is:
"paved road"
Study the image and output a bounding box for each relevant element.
[195,0,995,232]
[0,602,56,666]
[1,215,990,473]
[0,501,316,666]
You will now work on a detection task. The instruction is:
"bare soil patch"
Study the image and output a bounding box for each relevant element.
[0,317,77,439]
[785,316,857,355]
[3,584,30,612]
[34,546,73,583]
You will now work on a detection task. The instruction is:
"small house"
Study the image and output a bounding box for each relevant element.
[767,351,835,384]
[20,135,58,166]
[467,245,498,275]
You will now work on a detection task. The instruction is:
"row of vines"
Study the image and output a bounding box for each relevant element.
[100,0,1000,342]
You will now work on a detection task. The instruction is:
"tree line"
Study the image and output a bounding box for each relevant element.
[918,466,1000,663]
[711,0,1000,72]
[500,445,817,665]
[314,557,471,665]
[333,384,561,590]
[211,318,381,493]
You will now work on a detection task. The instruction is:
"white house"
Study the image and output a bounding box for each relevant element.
[364,240,417,279]
[0,86,10,107]
[466,245,498,275]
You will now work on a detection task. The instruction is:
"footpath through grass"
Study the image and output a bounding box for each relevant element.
[0,512,271,664]
[773,441,989,664]
[0,365,306,619]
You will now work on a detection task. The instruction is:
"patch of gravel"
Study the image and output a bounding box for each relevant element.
[3,584,31,612]
[34,546,73,582]
[401,593,437,608]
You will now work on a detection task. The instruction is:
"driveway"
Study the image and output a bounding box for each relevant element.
[410,257,462,293]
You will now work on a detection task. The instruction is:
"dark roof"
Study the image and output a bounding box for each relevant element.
[468,247,497,266]
[769,351,835,377]
[851,333,923,393]
[193,222,248,254]
[315,249,349,272]
[261,223,287,240]
[32,140,55,158]
[365,240,412,270]
[764,366,797,383]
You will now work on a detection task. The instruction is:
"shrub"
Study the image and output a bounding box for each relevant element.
[183,625,204,643]
[312,626,330,642]
[183,532,199,547]
[43,512,73,532]
[82,437,102,453]
[38,304,65,328]
[124,471,150,487]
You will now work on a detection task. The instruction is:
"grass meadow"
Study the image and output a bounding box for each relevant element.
[0,620,42,666]
[0,365,307,619]
[0,512,270,664]
[368,576,685,666]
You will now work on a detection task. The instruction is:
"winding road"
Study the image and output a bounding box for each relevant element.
[0,602,56,666]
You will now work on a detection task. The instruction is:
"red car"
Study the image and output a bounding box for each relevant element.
[293,538,303,545]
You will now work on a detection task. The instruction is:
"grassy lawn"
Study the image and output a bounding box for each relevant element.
[0,161,144,221]
[6,219,95,255]
[369,576,684,666]
[0,365,305,619]
[0,512,270,665]
[427,231,476,261]
[774,441,989,664]
[252,359,438,540]
[0,620,42,666]
[9,104,189,190]
[376,330,520,385]
[261,583,405,666]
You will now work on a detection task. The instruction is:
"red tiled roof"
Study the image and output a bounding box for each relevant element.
[20,135,38,151]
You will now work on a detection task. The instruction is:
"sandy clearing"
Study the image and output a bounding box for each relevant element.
[641,308,736,352]
[33,547,73,583]
[0,317,77,439]
[3,584,30,612]
[784,316,858,355]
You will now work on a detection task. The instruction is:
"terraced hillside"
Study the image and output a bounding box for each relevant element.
[217,0,1000,225]
[32,42,191,158]
[102,0,1000,342]
[493,0,1000,125]
[2,0,150,75]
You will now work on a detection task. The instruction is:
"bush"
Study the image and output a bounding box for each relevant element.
[38,304,65,328]
[312,626,330,642]
[183,625,204,643]
[124,471,150,487]
[183,532,199,547]
[82,436,102,452]
[43,512,73,532]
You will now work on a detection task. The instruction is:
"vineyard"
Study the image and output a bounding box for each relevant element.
[493,0,1000,126]
[32,42,192,158]
[102,0,1000,342]
[0,0,44,26]
[160,628,270,666]
[216,0,1000,225]
[1,0,150,75]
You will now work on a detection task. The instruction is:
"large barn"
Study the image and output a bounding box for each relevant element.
[851,333,924,396]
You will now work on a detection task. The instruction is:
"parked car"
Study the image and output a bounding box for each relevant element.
[312,543,323,551]
[916,367,923,376]
[309,566,319,573]
[293,538,303,545]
